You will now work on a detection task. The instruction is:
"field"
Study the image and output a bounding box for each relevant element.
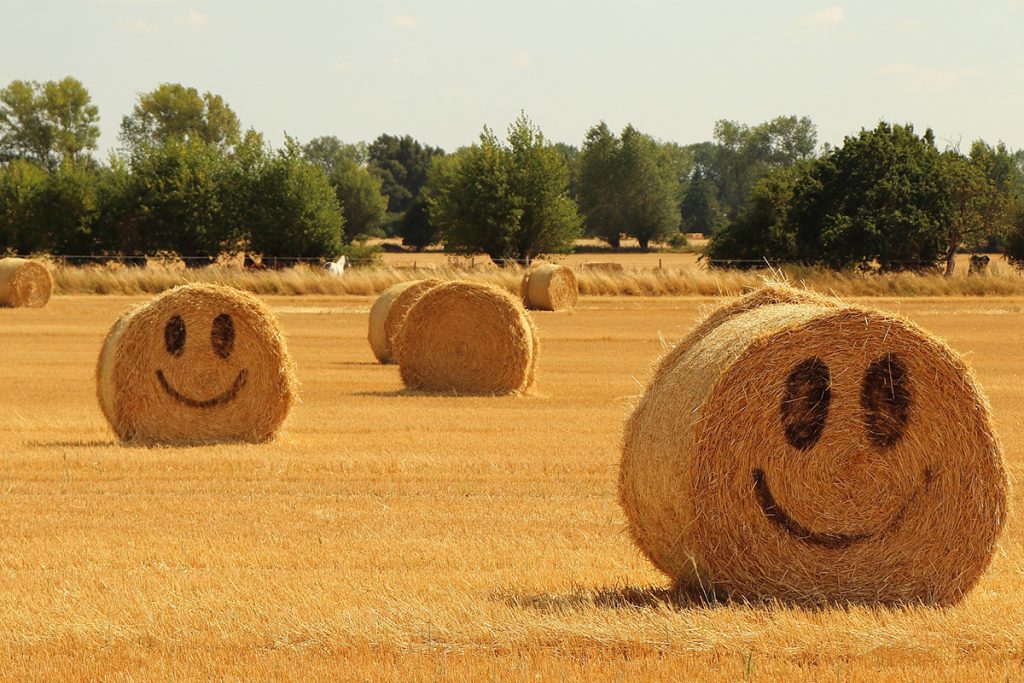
[2,293,1023,680]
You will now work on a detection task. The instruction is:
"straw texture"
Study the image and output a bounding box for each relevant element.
[394,281,538,395]
[520,263,578,311]
[0,258,53,308]
[96,283,297,445]
[620,287,1007,605]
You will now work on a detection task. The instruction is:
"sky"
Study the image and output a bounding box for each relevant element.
[3,0,1023,157]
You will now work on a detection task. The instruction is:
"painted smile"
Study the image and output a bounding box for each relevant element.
[752,467,934,549]
[156,368,248,408]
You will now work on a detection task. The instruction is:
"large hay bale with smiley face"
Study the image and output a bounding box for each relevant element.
[620,286,1007,605]
[96,283,297,445]
[367,279,442,364]
[520,263,578,311]
[394,281,538,395]
[0,258,53,308]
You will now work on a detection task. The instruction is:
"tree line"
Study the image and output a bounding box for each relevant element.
[3,77,1024,272]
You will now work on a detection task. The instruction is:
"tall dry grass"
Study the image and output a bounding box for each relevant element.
[51,261,1024,298]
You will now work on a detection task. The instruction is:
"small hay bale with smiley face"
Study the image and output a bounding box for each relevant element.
[0,258,53,308]
[96,283,297,445]
[394,281,539,395]
[520,262,578,312]
[367,279,443,364]
[620,285,1008,605]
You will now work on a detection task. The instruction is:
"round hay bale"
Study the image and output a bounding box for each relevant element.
[620,288,1007,605]
[96,283,297,445]
[0,258,53,308]
[367,279,443,364]
[394,281,537,395]
[520,263,578,311]
[581,261,624,272]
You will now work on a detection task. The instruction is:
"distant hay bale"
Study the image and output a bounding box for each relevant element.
[581,262,624,272]
[394,281,538,395]
[96,283,297,445]
[520,262,578,311]
[0,258,53,308]
[367,279,442,364]
[620,285,1007,605]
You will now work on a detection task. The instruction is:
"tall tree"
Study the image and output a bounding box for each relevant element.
[428,114,580,263]
[0,77,100,167]
[787,123,947,270]
[577,122,680,249]
[578,121,623,246]
[125,138,231,256]
[692,115,817,221]
[246,138,344,257]
[120,83,240,152]
[303,136,368,173]
[617,126,681,249]
[680,167,721,234]
[939,150,1007,275]
[329,157,388,241]
[367,134,443,216]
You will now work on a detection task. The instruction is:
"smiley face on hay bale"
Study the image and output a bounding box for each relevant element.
[96,283,297,445]
[0,258,53,308]
[394,281,539,395]
[368,279,442,364]
[520,262,578,312]
[620,285,1007,605]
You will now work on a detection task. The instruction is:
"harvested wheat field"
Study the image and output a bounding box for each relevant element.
[1,294,1023,681]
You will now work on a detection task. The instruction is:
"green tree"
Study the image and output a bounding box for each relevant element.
[704,166,801,267]
[691,115,817,221]
[303,136,368,172]
[0,159,48,253]
[330,157,388,241]
[577,122,680,249]
[617,125,681,249]
[680,167,721,234]
[37,161,102,254]
[578,121,623,247]
[126,138,231,256]
[120,83,240,153]
[429,115,580,263]
[246,139,344,257]
[367,134,443,217]
[939,151,1007,274]
[0,77,100,167]
[787,123,946,270]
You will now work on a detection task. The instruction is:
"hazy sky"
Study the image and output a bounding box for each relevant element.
[4,0,1023,156]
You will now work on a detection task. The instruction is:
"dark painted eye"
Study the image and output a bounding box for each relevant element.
[861,354,912,449]
[211,313,235,359]
[780,357,832,451]
[164,315,186,356]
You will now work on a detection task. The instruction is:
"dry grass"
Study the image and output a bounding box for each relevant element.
[49,255,1024,299]
[1,294,1023,680]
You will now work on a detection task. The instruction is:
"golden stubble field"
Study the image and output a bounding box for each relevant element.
[1,294,1023,681]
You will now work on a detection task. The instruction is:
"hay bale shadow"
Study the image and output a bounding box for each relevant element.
[26,440,120,449]
[502,583,728,613]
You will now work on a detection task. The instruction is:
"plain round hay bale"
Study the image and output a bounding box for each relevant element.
[96,283,297,445]
[368,279,443,364]
[520,263,578,311]
[394,281,537,395]
[620,288,1007,605]
[0,258,53,308]
[581,261,624,272]
[368,281,419,363]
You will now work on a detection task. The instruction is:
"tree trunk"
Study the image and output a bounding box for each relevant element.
[944,243,957,277]
[638,237,650,251]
